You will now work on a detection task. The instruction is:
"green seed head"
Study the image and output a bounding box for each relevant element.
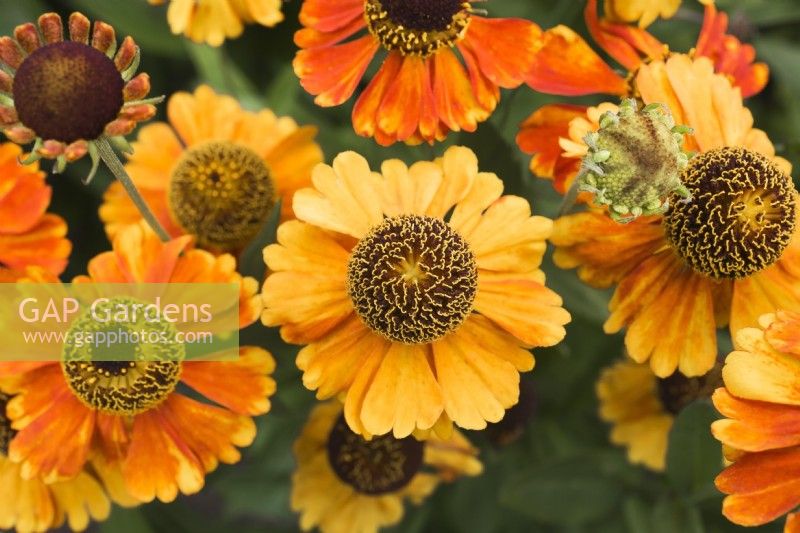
[577,99,693,223]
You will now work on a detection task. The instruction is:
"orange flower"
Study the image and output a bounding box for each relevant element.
[0,221,275,503]
[546,56,799,378]
[262,146,570,437]
[0,142,70,276]
[712,311,800,529]
[522,0,766,116]
[293,0,540,145]
[100,85,322,252]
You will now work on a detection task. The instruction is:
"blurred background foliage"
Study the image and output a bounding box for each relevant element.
[1,0,799,531]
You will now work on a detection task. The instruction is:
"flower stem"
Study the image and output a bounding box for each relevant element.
[96,137,171,242]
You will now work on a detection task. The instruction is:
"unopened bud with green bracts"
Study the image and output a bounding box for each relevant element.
[576,98,694,223]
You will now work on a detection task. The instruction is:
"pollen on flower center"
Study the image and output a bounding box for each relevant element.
[0,392,15,455]
[656,364,722,415]
[61,297,184,415]
[664,147,796,279]
[12,41,125,144]
[327,414,423,494]
[346,214,478,344]
[365,0,471,57]
[168,141,276,251]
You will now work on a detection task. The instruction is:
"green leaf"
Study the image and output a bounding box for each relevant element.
[665,402,722,495]
[99,507,155,533]
[499,454,622,526]
[184,42,260,106]
[652,495,705,533]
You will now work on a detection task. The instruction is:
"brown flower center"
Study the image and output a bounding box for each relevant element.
[327,414,423,494]
[664,147,796,279]
[656,364,722,415]
[0,392,15,456]
[13,41,124,143]
[61,297,184,415]
[169,141,276,251]
[347,214,478,344]
[365,0,471,57]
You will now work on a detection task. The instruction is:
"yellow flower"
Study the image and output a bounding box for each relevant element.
[262,146,570,437]
[149,0,284,46]
[551,55,799,378]
[100,85,322,252]
[597,359,720,470]
[713,310,800,530]
[291,401,482,533]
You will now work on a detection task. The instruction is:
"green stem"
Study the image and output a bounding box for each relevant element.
[96,137,171,242]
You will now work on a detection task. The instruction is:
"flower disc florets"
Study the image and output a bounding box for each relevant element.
[346,214,478,344]
[168,141,276,251]
[578,99,693,223]
[664,147,796,279]
[0,392,14,455]
[327,414,423,494]
[365,0,471,57]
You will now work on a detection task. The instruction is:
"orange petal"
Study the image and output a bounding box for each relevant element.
[352,53,403,141]
[459,17,540,88]
[551,212,665,288]
[717,447,800,526]
[475,272,570,347]
[359,342,444,437]
[293,35,378,107]
[712,388,800,452]
[123,404,204,503]
[457,41,500,115]
[298,316,386,400]
[432,48,485,133]
[607,252,718,377]
[376,55,429,143]
[181,346,276,416]
[585,0,664,71]
[298,0,363,32]
[527,25,627,96]
[261,221,352,343]
[0,214,70,276]
[8,387,95,483]
[295,15,364,49]
[766,310,800,357]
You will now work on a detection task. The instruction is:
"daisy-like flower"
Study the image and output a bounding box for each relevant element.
[539,54,799,378]
[712,310,800,530]
[0,221,276,503]
[0,12,158,172]
[597,359,721,471]
[0,142,70,277]
[0,390,139,533]
[148,0,284,46]
[292,401,482,533]
[262,146,570,437]
[100,85,323,252]
[293,0,540,146]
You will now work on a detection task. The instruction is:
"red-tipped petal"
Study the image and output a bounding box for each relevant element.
[460,17,541,88]
[68,12,91,44]
[38,13,64,44]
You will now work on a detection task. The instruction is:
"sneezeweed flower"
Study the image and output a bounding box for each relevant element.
[291,401,482,533]
[100,85,323,252]
[570,98,692,222]
[294,0,540,145]
[597,359,721,471]
[549,55,800,378]
[0,221,276,503]
[0,142,70,277]
[148,0,284,46]
[712,310,800,530]
[262,146,570,437]
[0,11,171,241]
[0,391,137,532]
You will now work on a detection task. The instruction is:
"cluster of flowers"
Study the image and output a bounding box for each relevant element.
[0,0,797,532]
